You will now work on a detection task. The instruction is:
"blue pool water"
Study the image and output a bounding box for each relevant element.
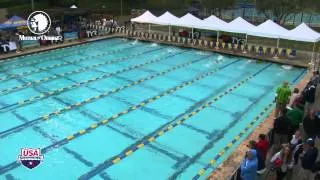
[0,38,306,180]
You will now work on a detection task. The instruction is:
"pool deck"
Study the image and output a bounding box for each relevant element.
[126,35,310,69]
[207,71,312,180]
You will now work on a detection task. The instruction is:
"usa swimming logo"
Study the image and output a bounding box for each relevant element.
[18,148,44,169]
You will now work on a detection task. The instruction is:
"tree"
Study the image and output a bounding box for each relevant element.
[185,0,236,17]
[256,0,319,24]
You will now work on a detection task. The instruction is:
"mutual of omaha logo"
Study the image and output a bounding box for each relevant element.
[27,11,51,35]
[18,148,44,169]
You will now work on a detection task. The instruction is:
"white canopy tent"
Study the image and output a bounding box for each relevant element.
[281,23,320,68]
[225,17,256,34]
[70,5,78,8]
[153,11,180,26]
[281,23,320,43]
[224,17,256,43]
[176,13,208,39]
[131,10,157,24]
[152,11,180,36]
[202,15,228,42]
[248,20,289,48]
[131,11,158,33]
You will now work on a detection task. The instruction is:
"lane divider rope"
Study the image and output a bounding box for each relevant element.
[0,43,147,82]
[0,41,126,71]
[0,51,205,137]
[77,63,272,180]
[192,70,307,179]
[0,46,162,96]
[192,102,275,179]
[0,56,237,175]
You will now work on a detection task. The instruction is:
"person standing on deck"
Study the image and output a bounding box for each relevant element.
[275,81,292,117]
[241,149,258,180]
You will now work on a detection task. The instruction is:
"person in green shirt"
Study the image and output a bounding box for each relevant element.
[275,81,292,117]
[286,107,304,136]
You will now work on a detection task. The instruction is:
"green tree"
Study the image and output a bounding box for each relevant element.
[256,0,319,24]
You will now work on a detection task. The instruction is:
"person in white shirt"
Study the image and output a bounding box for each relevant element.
[288,88,300,108]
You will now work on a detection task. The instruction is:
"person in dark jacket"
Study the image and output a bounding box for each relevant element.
[303,110,318,139]
[241,149,258,180]
[273,109,290,153]
[298,138,318,180]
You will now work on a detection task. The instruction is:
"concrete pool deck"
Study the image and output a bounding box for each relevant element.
[0,32,312,179]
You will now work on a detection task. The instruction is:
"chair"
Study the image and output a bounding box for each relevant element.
[247,45,252,52]
[234,44,238,50]
[278,48,283,56]
[222,42,226,49]
[182,38,186,44]
[270,47,275,56]
[177,37,181,43]
[281,49,287,57]
[215,41,220,49]
[193,39,197,46]
[289,49,297,58]
[188,38,192,45]
[204,40,208,47]
[287,48,292,57]
[198,39,203,47]
[172,36,176,42]
[210,41,214,48]
[228,43,232,50]
[258,46,263,56]
[263,47,267,55]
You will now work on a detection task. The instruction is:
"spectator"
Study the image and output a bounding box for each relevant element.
[290,130,303,149]
[248,140,266,175]
[241,149,258,180]
[256,134,269,174]
[298,138,318,180]
[313,80,320,111]
[303,110,317,139]
[288,88,300,108]
[257,134,269,160]
[270,144,294,180]
[273,109,290,153]
[275,81,292,117]
[303,80,317,117]
[286,107,304,136]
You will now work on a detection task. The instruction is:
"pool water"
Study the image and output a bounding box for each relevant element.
[0,38,306,180]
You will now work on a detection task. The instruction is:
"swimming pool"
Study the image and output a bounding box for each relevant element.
[0,38,306,180]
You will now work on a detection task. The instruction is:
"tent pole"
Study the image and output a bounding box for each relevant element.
[245,34,248,44]
[192,28,194,39]
[276,38,280,48]
[216,31,219,42]
[312,42,316,70]
[169,26,171,36]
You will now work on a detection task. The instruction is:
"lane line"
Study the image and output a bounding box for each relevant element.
[0,57,238,175]
[0,48,179,112]
[192,69,307,179]
[0,45,161,96]
[0,50,204,138]
[0,43,147,82]
[0,40,126,72]
[77,63,273,179]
